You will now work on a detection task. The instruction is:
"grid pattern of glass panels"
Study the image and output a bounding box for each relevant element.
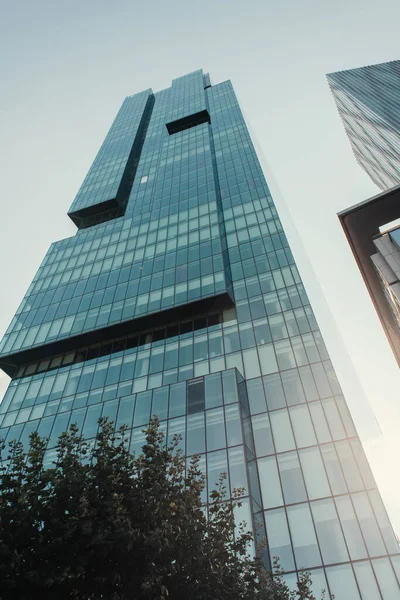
[328,60,400,191]
[68,89,152,214]
[0,70,399,599]
[167,70,207,124]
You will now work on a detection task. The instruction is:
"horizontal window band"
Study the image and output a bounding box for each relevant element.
[11,306,237,380]
[0,291,234,378]
[166,109,211,135]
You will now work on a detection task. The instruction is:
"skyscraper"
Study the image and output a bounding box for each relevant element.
[338,184,400,367]
[0,70,399,598]
[327,59,400,191]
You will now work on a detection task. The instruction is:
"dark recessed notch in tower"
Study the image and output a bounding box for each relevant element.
[165,109,210,135]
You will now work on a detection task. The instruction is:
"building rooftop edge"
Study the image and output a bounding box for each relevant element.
[326,58,400,79]
[337,183,400,219]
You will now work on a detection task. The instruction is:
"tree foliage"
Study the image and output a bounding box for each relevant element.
[0,418,326,599]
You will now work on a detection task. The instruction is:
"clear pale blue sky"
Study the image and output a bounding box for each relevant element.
[1,0,400,529]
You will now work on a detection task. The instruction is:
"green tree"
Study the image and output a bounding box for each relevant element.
[0,418,327,599]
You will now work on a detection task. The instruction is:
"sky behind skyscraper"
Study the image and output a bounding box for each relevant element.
[0,0,400,530]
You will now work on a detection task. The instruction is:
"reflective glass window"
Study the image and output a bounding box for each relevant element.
[335,495,368,560]
[264,508,295,572]
[287,503,321,568]
[187,378,205,414]
[263,373,285,410]
[299,447,331,500]
[186,412,205,456]
[372,558,400,599]
[278,451,307,504]
[116,395,135,428]
[270,409,295,453]
[228,446,248,494]
[321,443,347,495]
[353,561,383,600]
[289,404,317,448]
[326,564,361,600]
[204,372,222,408]
[311,498,349,564]
[257,456,283,509]
[224,404,243,446]
[252,413,274,457]
[206,407,225,452]
[353,492,387,557]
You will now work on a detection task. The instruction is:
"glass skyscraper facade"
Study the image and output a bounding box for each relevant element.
[0,70,399,599]
[327,60,400,191]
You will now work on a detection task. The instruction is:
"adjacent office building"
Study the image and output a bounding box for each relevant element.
[0,70,399,599]
[327,59,400,191]
[339,184,400,367]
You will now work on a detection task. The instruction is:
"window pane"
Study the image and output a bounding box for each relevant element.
[258,344,278,375]
[187,412,205,456]
[247,377,267,415]
[167,417,185,453]
[252,413,274,457]
[222,370,239,405]
[287,503,321,568]
[326,564,361,600]
[336,440,364,492]
[187,378,205,414]
[49,413,70,446]
[368,489,400,554]
[323,398,346,440]
[307,568,329,599]
[169,382,186,418]
[281,369,306,406]
[264,508,295,572]
[289,404,317,448]
[309,401,331,443]
[354,561,382,600]
[277,451,307,504]
[352,492,387,557]
[204,372,222,408]
[228,446,248,494]
[391,555,400,585]
[225,404,243,446]
[299,447,331,500]
[257,456,283,509]
[351,438,376,489]
[116,395,135,428]
[206,408,226,452]
[321,443,348,495]
[243,348,261,379]
[372,558,400,599]
[83,404,102,439]
[336,395,357,437]
[207,449,228,500]
[335,495,368,560]
[270,409,295,453]
[263,373,286,410]
[311,498,349,564]
[151,386,169,421]
[133,391,152,427]
[299,365,319,401]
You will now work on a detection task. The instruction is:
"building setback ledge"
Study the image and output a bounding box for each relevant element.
[0,292,234,378]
